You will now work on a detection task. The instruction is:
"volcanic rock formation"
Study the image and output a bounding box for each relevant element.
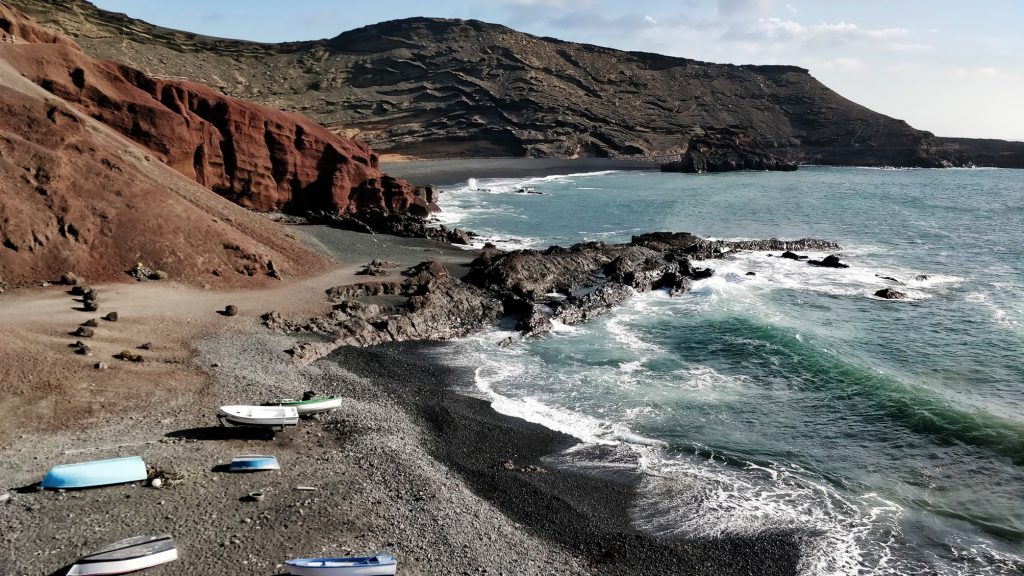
[8,1,1024,167]
[273,233,841,364]
[1,2,434,216]
[0,3,339,286]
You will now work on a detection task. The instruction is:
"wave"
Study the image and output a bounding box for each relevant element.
[694,250,964,301]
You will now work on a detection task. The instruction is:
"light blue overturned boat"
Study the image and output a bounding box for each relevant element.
[41,456,147,490]
[285,554,397,576]
[228,455,280,472]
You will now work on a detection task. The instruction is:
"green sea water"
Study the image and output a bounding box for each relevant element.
[433,167,1024,575]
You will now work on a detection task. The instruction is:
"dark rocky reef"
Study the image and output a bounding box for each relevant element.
[660,128,798,173]
[269,232,843,362]
[10,2,1021,167]
[874,288,907,300]
[307,208,474,245]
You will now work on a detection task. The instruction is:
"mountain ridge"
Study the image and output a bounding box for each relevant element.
[8,0,1024,167]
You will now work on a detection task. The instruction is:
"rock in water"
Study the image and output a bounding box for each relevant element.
[874,288,907,299]
[661,128,798,173]
[780,251,804,260]
[808,254,849,268]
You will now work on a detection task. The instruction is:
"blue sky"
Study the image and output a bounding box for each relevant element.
[91,0,1023,140]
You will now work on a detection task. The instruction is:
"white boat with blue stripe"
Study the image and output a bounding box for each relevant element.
[284,554,397,576]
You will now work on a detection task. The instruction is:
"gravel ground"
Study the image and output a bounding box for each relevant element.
[0,322,590,576]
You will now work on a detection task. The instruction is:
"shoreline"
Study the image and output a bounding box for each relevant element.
[382,158,661,187]
[332,341,804,576]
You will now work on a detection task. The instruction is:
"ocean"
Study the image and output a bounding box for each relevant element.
[430,167,1023,575]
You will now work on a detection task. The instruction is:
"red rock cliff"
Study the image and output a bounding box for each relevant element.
[0,2,436,216]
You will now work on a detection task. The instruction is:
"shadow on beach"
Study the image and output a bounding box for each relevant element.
[165,426,278,442]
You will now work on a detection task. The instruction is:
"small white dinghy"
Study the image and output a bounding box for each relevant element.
[285,554,397,576]
[218,405,298,428]
[67,534,177,575]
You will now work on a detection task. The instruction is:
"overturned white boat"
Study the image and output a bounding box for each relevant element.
[218,405,298,428]
[285,554,397,576]
[67,534,177,575]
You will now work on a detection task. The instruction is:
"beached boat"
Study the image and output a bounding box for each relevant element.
[285,554,397,576]
[218,405,298,428]
[228,455,280,472]
[41,456,147,490]
[66,534,177,575]
[264,395,342,416]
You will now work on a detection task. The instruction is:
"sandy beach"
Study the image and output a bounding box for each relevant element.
[1,217,800,576]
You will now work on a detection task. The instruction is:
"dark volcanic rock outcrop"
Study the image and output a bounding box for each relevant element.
[874,288,907,300]
[1,2,433,216]
[9,1,1020,167]
[808,255,849,268]
[661,128,798,173]
[274,232,842,359]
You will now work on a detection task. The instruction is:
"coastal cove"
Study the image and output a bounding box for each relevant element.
[2,2,1022,575]
[386,164,1023,575]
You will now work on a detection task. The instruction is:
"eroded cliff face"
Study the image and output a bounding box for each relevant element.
[0,57,330,287]
[0,1,435,216]
[10,1,1019,167]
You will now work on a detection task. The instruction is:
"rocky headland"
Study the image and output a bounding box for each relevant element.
[268,232,841,365]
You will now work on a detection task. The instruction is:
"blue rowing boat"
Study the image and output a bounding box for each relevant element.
[41,456,147,490]
[228,455,280,472]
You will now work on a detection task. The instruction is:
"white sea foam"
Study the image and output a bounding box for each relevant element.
[965,291,1020,329]
[699,250,965,302]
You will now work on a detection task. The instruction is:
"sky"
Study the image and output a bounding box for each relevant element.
[91,0,1024,140]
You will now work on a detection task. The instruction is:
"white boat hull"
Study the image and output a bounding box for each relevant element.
[219,405,298,428]
[285,556,397,576]
[68,547,178,575]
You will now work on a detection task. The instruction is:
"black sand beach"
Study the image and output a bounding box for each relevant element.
[382,158,660,187]
[335,342,804,576]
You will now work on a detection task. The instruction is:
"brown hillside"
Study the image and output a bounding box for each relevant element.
[0,5,335,288]
[0,1,435,215]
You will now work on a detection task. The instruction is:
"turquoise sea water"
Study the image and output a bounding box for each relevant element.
[432,167,1023,575]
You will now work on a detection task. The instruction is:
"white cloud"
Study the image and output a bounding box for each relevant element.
[503,0,594,6]
[718,0,778,17]
[815,57,864,71]
[644,15,658,25]
[745,18,929,52]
